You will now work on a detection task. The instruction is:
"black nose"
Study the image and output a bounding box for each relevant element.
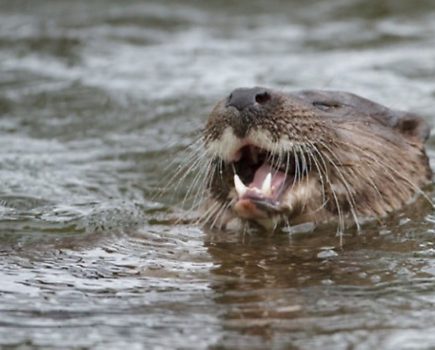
[226,87,271,111]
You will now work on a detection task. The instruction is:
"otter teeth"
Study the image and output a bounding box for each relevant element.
[261,172,272,196]
[234,173,273,197]
[234,174,247,197]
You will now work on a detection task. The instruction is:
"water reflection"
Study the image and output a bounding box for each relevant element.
[204,217,435,347]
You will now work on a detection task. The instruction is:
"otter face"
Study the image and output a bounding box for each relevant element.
[200,87,432,231]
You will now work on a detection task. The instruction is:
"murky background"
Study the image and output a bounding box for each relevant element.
[1,0,435,349]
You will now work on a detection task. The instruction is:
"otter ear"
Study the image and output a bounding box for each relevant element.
[393,112,431,143]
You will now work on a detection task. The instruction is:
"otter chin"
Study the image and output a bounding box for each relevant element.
[198,87,432,231]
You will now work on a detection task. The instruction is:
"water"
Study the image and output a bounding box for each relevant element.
[1,0,435,348]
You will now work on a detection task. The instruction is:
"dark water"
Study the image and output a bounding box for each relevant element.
[1,0,435,349]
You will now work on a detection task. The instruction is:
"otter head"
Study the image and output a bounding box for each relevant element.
[201,87,432,231]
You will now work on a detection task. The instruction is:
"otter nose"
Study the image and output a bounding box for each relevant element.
[226,87,271,111]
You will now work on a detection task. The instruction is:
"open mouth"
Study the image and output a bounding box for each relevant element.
[230,145,310,219]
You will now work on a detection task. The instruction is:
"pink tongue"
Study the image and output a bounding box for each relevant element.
[248,163,287,197]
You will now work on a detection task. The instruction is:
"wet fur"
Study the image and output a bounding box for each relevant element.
[182,88,432,231]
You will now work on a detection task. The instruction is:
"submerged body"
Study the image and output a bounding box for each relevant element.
[199,87,432,231]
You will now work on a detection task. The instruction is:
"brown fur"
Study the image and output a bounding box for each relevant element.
[199,88,432,231]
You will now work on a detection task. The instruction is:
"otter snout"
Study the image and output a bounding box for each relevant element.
[218,87,275,139]
[226,87,272,111]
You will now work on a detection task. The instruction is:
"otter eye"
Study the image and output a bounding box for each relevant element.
[313,101,341,111]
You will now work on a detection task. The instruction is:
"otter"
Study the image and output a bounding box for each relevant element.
[192,87,432,232]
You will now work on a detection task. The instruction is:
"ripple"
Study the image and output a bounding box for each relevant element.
[1,0,435,348]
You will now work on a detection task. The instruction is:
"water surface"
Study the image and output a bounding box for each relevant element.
[1,0,435,349]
